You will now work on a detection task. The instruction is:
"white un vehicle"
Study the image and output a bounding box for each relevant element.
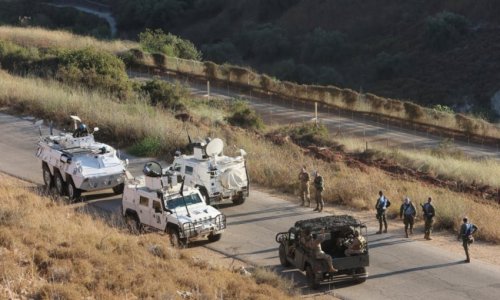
[122,161,226,247]
[35,116,128,200]
[167,137,249,205]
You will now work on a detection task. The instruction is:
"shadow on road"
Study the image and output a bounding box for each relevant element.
[369,239,413,249]
[368,261,464,280]
[227,210,318,226]
[224,205,299,218]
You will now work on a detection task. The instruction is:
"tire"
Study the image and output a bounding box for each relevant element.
[352,267,367,283]
[42,164,53,189]
[54,171,66,196]
[113,183,125,195]
[125,214,141,234]
[232,194,246,205]
[279,243,291,267]
[306,265,320,289]
[168,227,187,248]
[208,233,222,243]
[66,177,81,202]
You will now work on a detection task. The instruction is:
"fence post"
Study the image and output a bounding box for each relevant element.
[207,80,210,97]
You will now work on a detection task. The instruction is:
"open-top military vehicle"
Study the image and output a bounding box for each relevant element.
[166,137,249,205]
[122,161,226,247]
[35,116,128,200]
[276,215,369,289]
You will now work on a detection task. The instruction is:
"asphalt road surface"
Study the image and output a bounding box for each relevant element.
[129,70,500,160]
[1,112,500,299]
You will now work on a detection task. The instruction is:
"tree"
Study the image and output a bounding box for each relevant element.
[139,28,201,60]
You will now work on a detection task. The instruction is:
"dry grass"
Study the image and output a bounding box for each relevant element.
[0,25,136,53]
[0,71,499,244]
[0,175,296,299]
[335,136,500,187]
[0,70,185,152]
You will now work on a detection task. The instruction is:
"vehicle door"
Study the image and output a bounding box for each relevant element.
[149,199,166,231]
[137,194,151,226]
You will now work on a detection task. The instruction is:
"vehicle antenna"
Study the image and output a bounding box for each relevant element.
[179,176,191,217]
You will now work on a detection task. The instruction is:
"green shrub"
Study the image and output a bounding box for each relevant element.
[128,136,163,157]
[0,40,40,71]
[139,28,201,60]
[140,79,188,111]
[425,11,470,50]
[56,47,130,98]
[201,41,242,64]
[301,28,347,64]
[225,100,264,130]
[285,123,330,147]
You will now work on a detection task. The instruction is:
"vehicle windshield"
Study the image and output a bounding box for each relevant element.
[166,193,203,210]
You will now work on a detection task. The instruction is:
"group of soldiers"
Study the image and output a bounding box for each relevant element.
[297,170,480,263]
[298,166,324,212]
[375,190,479,263]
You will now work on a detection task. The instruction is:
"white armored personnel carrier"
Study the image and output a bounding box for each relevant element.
[167,138,249,205]
[36,116,128,200]
[122,161,226,247]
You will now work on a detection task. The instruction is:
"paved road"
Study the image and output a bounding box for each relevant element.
[1,112,500,299]
[130,71,500,160]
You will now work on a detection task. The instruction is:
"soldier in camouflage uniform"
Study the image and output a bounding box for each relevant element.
[298,166,310,207]
[399,197,416,238]
[313,171,324,212]
[421,197,435,240]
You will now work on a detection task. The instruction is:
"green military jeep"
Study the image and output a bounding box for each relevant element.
[275,215,369,289]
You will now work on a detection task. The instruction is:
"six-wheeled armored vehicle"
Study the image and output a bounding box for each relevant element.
[276,215,369,289]
[35,116,128,200]
[167,138,249,205]
[122,161,226,247]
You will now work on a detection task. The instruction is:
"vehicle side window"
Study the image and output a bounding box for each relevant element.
[139,196,149,207]
[174,163,181,172]
[152,200,162,213]
[185,165,193,175]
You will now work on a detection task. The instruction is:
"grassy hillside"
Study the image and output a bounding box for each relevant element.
[0,175,296,299]
[109,0,500,118]
[1,70,499,244]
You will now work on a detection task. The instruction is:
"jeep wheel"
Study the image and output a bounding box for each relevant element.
[42,164,53,189]
[125,214,141,234]
[67,178,81,202]
[112,183,124,195]
[352,267,367,284]
[54,172,66,196]
[168,228,187,248]
[306,265,320,289]
[279,244,290,267]
[208,233,222,243]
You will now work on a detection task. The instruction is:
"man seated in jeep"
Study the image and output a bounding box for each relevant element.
[308,228,338,273]
[344,230,367,256]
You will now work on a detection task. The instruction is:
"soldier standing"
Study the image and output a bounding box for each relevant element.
[313,171,324,212]
[421,197,435,240]
[375,190,390,234]
[298,166,310,207]
[457,217,478,263]
[399,197,417,238]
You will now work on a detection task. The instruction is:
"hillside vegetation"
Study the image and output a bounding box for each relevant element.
[107,0,500,118]
[0,175,295,299]
[0,70,499,244]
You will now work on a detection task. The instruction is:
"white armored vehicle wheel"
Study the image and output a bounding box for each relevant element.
[121,161,226,247]
[35,116,128,201]
[167,138,249,205]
